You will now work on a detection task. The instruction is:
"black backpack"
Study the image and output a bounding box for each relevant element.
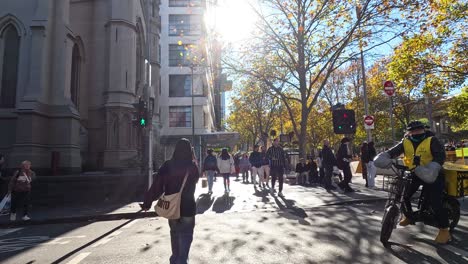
[204,156,217,170]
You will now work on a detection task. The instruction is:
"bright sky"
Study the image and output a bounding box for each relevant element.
[206,0,258,117]
[207,0,257,44]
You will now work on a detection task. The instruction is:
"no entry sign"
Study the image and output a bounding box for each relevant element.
[364,115,375,129]
[384,81,395,96]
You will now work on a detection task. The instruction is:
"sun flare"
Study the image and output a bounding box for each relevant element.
[206,0,258,44]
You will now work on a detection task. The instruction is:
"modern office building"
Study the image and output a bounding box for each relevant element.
[0,0,161,173]
[158,0,237,162]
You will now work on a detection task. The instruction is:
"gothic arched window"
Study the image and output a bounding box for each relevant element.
[70,43,81,108]
[0,24,20,108]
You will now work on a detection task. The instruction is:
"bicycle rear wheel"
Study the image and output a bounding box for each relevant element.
[381,204,399,246]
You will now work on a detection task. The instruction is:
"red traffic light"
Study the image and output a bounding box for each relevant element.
[343,113,348,118]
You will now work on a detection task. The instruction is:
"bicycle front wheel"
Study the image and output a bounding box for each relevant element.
[381,204,399,246]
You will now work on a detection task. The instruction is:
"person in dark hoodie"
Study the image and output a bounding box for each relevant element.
[141,138,199,264]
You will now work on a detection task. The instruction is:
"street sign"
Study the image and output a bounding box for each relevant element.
[364,115,375,129]
[384,81,395,96]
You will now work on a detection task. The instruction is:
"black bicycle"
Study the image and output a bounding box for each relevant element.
[380,162,460,246]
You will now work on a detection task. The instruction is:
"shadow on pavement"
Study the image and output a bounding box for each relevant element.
[386,242,441,264]
[212,194,235,213]
[196,194,215,214]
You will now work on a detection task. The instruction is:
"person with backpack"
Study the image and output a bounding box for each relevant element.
[202,149,219,194]
[8,160,36,221]
[141,138,199,264]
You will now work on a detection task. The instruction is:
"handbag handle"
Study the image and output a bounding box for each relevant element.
[179,169,189,193]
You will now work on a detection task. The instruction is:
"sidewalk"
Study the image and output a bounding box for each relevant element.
[1,170,465,228]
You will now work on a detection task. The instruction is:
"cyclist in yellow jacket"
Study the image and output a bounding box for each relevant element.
[375,120,449,244]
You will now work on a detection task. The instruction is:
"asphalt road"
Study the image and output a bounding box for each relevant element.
[0,180,467,264]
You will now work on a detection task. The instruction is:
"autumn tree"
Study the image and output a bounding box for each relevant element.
[226,78,280,149]
[225,0,414,158]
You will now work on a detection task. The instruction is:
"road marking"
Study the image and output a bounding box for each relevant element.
[122,219,139,229]
[0,228,23,237]
[44,236,86,245]
[91,231,122,248]
[65,252,91,264]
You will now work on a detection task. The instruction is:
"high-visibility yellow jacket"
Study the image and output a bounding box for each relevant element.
[403,137,434,169]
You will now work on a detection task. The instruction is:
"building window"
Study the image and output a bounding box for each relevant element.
[169,0,201,7]
[169,15,201,36]
[169,75,192,97]
[0,25,20,108]
[169,44,192,66]
[169,106,192,127]
[70,44,81,108]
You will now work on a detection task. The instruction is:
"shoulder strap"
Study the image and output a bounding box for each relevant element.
[179,169,189,193]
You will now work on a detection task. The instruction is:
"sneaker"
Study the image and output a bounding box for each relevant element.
[435,228,451,244]
[278,192,284,197]
[399,216,411,226]
[10,213,16,221]
[22,215,31,221]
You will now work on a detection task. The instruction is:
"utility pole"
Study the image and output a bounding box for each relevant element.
[144,0,153,189]
[356,4,372,143]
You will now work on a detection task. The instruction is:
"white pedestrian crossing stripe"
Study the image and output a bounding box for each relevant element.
[65,252,91,264]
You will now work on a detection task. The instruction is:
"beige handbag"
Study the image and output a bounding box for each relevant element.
[155,170,189,219]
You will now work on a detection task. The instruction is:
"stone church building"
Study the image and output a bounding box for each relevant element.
[0,0,161,174]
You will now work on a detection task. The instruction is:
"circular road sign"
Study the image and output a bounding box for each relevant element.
[384,81,395,96]
[364,115,374,126]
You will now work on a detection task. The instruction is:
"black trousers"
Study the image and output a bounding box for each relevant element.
[271,167,284,192]
[323,166,333,189]
[11,191,30,215]
[318,167,325,184]
[403,174,449,228]
[340,164,353,190]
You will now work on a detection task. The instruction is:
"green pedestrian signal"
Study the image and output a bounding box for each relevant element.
[132,97,148,128]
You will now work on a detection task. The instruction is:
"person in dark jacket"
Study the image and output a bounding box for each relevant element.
[295,158,308,185]
[266,138,288,196]
[321,140,338,191]
[202,149,219,194]
[142,138,200,264]
[8,160,36,221]
[337,137,354,192]
[307,157,318,184]
[249,145,262,186]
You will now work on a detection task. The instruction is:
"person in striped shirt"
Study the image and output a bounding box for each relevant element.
[266,138,288,196]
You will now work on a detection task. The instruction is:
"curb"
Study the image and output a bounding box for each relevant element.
[0,211,156,228]
[0,197,388,228]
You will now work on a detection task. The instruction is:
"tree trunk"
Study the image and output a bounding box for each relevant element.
[298,107,308,159]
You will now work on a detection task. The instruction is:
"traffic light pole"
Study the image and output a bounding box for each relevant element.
[144,0,153,189]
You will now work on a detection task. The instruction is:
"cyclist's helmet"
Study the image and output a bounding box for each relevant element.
[406,120,425,131]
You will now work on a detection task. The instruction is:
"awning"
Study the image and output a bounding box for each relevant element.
[160,131,240,147]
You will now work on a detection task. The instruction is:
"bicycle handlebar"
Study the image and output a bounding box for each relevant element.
[392,162,409,171]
